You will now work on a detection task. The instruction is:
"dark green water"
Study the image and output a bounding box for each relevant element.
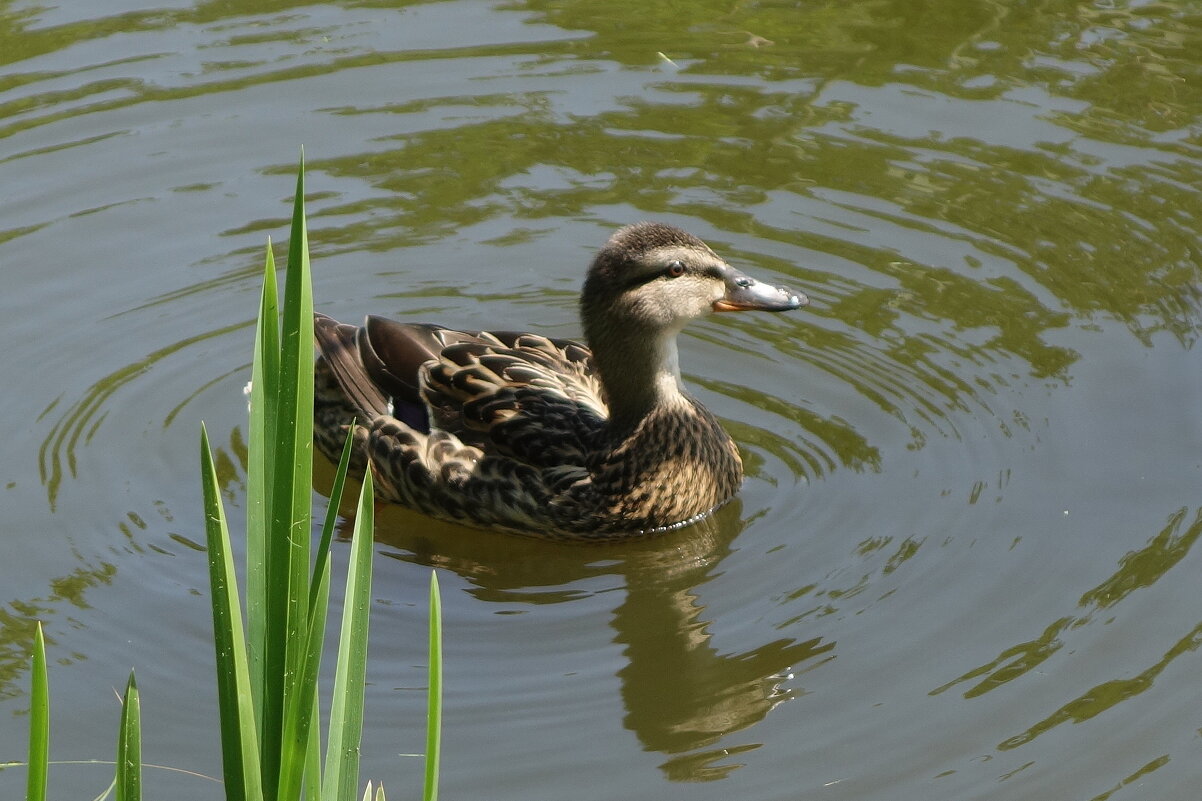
[2,1,1202,799]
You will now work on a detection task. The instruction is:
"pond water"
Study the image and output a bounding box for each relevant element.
[3,1,1202,799]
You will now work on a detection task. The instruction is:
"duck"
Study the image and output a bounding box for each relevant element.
[314,222,806,541]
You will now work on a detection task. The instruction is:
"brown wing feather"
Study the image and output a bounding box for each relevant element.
[316,313,609,469]
[421,333,608,468]
[359,316,502,406]
[319,315,511,435]
[314,313,391,418]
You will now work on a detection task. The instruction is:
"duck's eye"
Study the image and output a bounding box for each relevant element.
[665,260,686,278]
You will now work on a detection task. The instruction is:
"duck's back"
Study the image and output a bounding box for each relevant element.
[314,314,626,537]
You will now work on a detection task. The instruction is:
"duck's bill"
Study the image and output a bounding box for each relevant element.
[713,267,808,312]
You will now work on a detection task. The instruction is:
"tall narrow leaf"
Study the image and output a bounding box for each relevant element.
[277,554,331,801]
[304,692,323,801]
[423,572,442,801]
[247,242,280,734]
[312,422,358,616]
[202,424,264,801]
[263,154,317,798]
[26,622,49,801]
[114,672,141,801]
[322,472,376,801]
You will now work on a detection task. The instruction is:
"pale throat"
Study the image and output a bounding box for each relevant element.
[651,336,688,406]
[598,323,693,429]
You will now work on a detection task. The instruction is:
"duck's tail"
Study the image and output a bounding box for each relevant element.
[313,313,392,420]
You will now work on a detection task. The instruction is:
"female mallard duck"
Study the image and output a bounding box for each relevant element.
[314,222,806,541]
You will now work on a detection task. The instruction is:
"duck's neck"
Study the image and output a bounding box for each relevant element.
[590,324,691,432]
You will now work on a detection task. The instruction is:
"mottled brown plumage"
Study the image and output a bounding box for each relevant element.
[314,222,807,540]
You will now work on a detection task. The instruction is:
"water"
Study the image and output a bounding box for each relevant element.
[3,1,1202,799]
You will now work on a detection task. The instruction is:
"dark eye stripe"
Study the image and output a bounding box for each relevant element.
[616,261,719,291]
[619,267,677,291]
[618,271,655,291]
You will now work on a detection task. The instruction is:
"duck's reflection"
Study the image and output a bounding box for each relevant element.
[612,524,834,779]
[350,484,834,782]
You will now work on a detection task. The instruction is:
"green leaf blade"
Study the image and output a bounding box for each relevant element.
[277,556,331,801]
[201,424,264,801]
[423,571,443,801]
[26,622,49,801]
[305,691,323,801]
[114,672,141,801]
[263,157,317,796]
[247,241,280,738]
[323,472,376,801]
[312,421,358,617]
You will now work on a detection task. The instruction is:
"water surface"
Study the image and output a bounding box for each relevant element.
[2,1,1202,799]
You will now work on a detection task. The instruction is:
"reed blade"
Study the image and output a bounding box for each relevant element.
[263,153,317,796]
[304,691,322,801]
[277,554,331,800]
[201,425,264,801]
[423,572,443,801]
[247,241,280,737]
[312,421,358,616]
[25,622,49,801]
[114,672,141,801]
[322,472,376,801]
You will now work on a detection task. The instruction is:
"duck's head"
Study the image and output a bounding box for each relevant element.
[581,222,807,340]
[581,222,807,421]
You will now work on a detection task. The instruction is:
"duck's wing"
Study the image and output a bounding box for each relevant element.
[315,313,509,434]
[421,332,609,469]
[316,313,609,467]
